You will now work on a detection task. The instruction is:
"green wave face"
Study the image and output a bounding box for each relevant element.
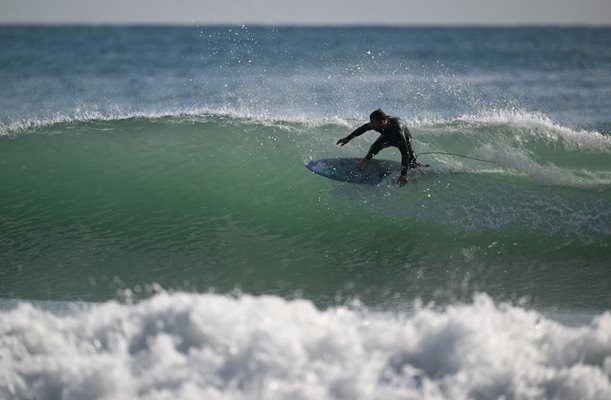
[1,115,610,309]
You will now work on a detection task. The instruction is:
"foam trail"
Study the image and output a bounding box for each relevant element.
[1,293,610,400]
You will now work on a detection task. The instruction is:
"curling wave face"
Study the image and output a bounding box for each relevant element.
[1,112,609,308]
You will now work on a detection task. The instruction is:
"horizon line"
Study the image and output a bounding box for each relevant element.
[1,21,611,28]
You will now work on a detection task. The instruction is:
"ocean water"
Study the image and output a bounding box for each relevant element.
[1,26,610,399]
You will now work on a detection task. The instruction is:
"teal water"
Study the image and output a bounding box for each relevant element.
[2,114,609,309]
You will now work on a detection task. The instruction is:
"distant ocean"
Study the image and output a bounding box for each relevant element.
[1,26,610,399]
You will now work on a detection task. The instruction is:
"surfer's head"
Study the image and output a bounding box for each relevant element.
[369,109,388,131]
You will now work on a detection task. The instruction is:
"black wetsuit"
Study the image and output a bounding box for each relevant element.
[346,117,417,176]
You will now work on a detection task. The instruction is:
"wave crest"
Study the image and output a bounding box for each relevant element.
[0,107,353,136]
[411,109,611,151]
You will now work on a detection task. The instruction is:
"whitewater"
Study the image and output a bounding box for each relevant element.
[1,293,611,400]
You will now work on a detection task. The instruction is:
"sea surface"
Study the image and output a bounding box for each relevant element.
[1,26,610,399]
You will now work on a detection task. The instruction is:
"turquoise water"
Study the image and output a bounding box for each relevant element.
[1,114,609,309]
[1,26,610,399]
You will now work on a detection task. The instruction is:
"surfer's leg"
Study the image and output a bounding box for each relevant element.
[359,136,391,170]
[365,136,391,160]
[406,138,418,167]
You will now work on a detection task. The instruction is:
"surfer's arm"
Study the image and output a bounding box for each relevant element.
[348,123,371,140]
[400,125,417,171]
[337,123,371,146]
[397,138,410,187]
[398,134,411,176]
[400,150,409,176]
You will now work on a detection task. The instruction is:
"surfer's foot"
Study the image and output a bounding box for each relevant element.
[357,158,369,170]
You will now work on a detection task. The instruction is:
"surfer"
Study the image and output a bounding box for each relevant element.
[336,109,417,187]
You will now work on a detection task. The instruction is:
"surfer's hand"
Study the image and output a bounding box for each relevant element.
[398,175,408,187]
[336,137,349,146]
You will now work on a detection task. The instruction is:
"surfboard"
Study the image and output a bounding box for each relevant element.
[304,157,402,185]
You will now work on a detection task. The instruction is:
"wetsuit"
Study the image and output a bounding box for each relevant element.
[346,117,417,177]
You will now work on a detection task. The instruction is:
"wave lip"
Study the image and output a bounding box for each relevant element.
[411,109,611,150]
[1,293,610,400]
[0,107,353,137]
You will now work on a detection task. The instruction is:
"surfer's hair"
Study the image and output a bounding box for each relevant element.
[369,109,388,122]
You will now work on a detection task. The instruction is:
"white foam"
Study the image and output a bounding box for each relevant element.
[2,106,608,151]
[454,109,611,150]
[408,109,611,151]
[406,109,611,189]
[0,107,352,137]
[1,293,610,400]
[472,144,611,189]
